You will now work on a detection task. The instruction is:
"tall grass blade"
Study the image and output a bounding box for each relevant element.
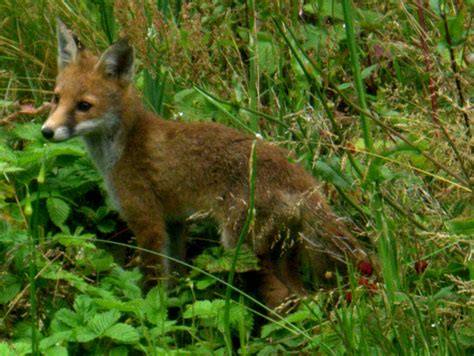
[341,0,373,151]
[223,140,257,354]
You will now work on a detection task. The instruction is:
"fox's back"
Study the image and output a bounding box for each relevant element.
[114,115,317,221]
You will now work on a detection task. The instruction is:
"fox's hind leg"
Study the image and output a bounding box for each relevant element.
[257,257,291,309]
[277,246,306,296]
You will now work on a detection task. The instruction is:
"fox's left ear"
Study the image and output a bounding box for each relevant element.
[97,39,134,82]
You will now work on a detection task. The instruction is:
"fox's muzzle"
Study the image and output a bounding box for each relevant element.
[41,127,55,139]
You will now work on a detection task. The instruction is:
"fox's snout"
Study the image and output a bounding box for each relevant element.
[40,121,73,142]
[41,126,55,139]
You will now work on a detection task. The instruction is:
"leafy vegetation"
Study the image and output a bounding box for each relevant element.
[1,0,472,354]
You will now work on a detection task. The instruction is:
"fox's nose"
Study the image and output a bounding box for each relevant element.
[41,127,54,139]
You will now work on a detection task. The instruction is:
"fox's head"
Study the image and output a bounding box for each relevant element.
[41,20,134,141]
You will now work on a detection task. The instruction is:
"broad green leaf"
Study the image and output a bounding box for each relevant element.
[87,309,121,336]
[173,88,215,122]
[0,342,16,356]
[73,295,96,323]
[183,300,217,319]
[47,143,85,158]
[194,246,259,273]
[54,309,80,328]
[47,197,70,227]
[12,123,43,141]
[0,99,15,108]
[39,331,73,350]
[74,326,98,343]
[216,303,253,333]
[0,274,21,304]
[104,323,140,344]
[256,32,278,75]
[43,346,68,356]
[110,346,130,356]
[196,277,218,290]
[145,286,168,324]
[54,232,95,249]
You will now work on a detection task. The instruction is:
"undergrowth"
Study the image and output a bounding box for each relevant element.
[0,0,472,355]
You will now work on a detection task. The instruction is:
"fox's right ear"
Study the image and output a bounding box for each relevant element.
[57,18,79,69]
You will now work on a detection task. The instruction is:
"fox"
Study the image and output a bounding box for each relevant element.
[41,20,369,308]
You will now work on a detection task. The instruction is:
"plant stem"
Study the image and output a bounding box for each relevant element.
[341,0,373,151]
[223,141,257,354]
[248,0,259,132]
[414,0,471,185]
[439,1,471,137]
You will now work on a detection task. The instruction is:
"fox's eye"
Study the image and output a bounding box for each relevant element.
[77,101,92,112]
[52,94,60,104]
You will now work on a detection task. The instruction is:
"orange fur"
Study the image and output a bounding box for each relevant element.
[42,21,368,308]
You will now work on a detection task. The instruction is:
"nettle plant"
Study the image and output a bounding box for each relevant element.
[1,125,113,293]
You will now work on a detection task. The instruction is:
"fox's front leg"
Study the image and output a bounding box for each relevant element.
[117,194,168,284]
[126,215,167,282]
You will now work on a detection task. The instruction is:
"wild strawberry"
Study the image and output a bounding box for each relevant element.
[414,260,428,274]
[358,260,373,276]
[345,291,352,304]
[358,277,377,292]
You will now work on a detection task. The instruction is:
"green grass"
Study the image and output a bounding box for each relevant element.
[0,1,472,355]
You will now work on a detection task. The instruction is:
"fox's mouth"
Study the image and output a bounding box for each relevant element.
[41,117,109,141]
[41,125,73,141]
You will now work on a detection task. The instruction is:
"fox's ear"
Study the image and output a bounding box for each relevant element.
[97,39,134,82]
[57,18,79,69]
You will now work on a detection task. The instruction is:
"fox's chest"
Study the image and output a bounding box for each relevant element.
[82,134,125,212]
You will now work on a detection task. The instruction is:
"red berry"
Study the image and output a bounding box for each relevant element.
[345,291,352,304]
[358,277,378,292]
[358,260,373,276]
[415,260,428,274]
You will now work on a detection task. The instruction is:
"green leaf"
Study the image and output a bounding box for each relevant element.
[39,331,73,350]
[54,232,95,249]
[256,32,278,75]
[313,159,352,190]
[194,246,259,273]
[87,310,121,336]
[261,309,310,338]
[144,286,168,324]
[361,64,378,79]
[433,286,454,301]
[196,276,218,290]
[73,295,96,324]
[12,123,43,141]
[47,197,70,227]
[110,346,130,356]
[104,323,140,344]
[183,300,218,319]
[43,346,69,356]
[74,326,98,343]
[47,142,85,158]
[446,217,474,235]
[54,309,80,328]
[173,88,215,122]
[0,274,21,304]
[303,1,344,21]
[0,342,16,356]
